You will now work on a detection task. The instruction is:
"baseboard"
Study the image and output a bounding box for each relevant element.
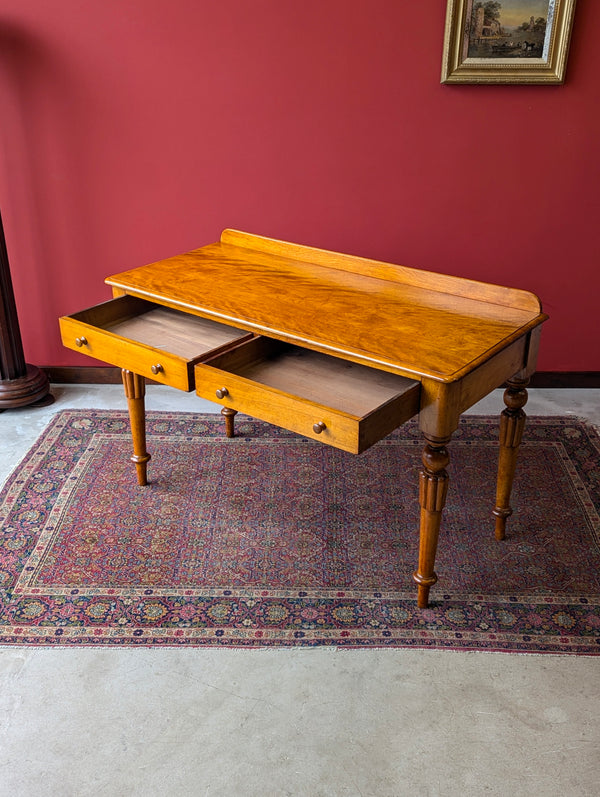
[44,367,124,384]
[529,372,600,388]
[43,366,600,389]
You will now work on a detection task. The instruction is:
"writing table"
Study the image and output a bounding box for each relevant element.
[60,229,548,607]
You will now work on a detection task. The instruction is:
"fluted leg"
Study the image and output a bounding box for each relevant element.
[121,369,151,486]
[493,377,529,540]
[413,435,451,608]
[221,406,237,438]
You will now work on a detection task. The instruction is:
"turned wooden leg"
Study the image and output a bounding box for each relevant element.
[121,369,151,486]
[413,435,451,608]
[221,406,237,438]
[493,377,529,541]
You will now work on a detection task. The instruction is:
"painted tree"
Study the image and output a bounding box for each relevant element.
[473,1,502,26]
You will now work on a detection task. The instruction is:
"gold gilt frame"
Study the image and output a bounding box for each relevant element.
[441,0,577,84]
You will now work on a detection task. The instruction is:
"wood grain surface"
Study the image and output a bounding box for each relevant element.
[106,230,547,382]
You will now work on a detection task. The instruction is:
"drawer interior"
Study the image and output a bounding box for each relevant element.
[69,295,250,359]
[205,337,419,417]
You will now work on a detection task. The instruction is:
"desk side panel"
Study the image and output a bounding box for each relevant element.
[418,332,540,438]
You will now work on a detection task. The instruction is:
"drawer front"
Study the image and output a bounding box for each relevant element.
[60,315,195,390]
[195,365,362,452]
[60,296,253,391]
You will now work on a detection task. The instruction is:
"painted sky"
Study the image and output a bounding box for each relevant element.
[498,1,551,28]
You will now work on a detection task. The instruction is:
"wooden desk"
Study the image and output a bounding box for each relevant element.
[60,230,548,607]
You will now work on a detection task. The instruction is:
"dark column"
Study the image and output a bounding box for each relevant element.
[0,210,52,409]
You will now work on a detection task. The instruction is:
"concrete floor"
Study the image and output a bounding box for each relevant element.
[0,386,599,797]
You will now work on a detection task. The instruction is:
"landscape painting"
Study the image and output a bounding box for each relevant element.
[441,0,577,84]
[465,1,553,59]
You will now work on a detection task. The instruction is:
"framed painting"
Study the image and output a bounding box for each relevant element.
[441,0,577,84]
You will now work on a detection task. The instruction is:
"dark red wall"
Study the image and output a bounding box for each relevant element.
[0,1,597,370]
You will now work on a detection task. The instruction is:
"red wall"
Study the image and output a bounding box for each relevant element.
[0,1,597,371]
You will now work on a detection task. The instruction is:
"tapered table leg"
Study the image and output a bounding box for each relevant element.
[413,434,451,608]
[221,406,237,438]
[493,377,529,540]
[121,369,151,486]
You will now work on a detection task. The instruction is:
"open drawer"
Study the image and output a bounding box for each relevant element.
[59,295,253,391]
[195,337,421,453]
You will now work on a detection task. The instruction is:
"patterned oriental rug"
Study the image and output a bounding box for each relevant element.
[1,410,599,654]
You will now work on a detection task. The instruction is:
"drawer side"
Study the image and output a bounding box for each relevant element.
[359,386,421,452]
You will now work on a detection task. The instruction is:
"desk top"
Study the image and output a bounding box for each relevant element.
[106,229,547,383]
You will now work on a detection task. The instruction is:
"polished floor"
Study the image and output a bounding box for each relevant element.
[0,386,599,797]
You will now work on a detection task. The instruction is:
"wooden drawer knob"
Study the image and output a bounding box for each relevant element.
[313,421,327,434]
[150,364,164,375]
[216,387,229,399]
[75,336,88,347]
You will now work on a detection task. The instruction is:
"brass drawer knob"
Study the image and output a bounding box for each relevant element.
[313,421,327,434]
[150,364,164,375]
[75,336,88,347]
[216,387,229,399]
